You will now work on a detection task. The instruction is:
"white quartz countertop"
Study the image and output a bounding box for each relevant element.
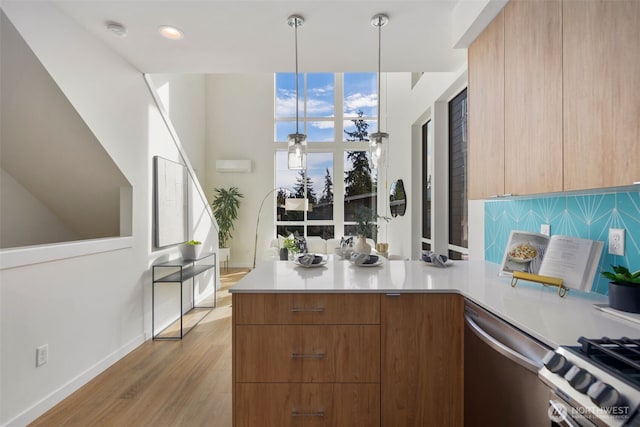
[230,258,640,348]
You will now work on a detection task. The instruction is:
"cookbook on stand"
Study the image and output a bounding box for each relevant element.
[499,230,604,292]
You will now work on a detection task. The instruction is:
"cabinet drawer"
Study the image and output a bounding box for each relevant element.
[233,293,380,325]
[235,383,380,427]
[236,325,380,383]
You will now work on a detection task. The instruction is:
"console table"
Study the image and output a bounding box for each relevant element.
[152,253,216,340]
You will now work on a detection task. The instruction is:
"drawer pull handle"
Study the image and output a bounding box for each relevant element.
[291,410,325,417]
[291,352,325,359]
[290,307,325,313]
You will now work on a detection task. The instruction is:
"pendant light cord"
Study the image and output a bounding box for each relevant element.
[294,17,300,135]
[376,15,382,134]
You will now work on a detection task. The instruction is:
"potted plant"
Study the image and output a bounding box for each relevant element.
[602,265,640,313]
[354,206,390,255]
[283,235,299,260]
[211,187,244,259]
[182,239,202,260]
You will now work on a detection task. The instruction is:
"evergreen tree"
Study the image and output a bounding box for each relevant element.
[344,110,369,142]
[320,168,333,204]
[344,151,373,197]
[344,110,375,197]
[293,170,318,205]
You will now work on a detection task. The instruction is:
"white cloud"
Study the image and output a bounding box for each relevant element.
[309,84,334,95]
[310,121,334,129]
[307,99,333,116]
[344,92,377,115]
[276,93,297,117]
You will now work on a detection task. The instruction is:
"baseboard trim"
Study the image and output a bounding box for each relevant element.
[2,334,145,427]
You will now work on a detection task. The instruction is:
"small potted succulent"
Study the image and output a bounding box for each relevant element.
[602,265,640,313]
[182,240,202,261]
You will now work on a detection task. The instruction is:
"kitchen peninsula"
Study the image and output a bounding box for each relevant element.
[230,259,639,426]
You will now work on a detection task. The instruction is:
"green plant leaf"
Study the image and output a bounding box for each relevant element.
[211,186,244,247]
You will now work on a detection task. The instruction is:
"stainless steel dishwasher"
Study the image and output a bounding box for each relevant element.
[464,299,553,426]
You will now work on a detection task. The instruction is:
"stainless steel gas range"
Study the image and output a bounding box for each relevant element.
[539,337,640,427]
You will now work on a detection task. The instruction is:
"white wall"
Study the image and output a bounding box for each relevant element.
[149,74,207,186]
[0,3,215,425]
[205,74,275,268]
[385,71,468,260]
[0,11,131,246]
[0,169,80,247]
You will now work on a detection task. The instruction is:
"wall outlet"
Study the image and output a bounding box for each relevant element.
[36,344,48,367]
[608,228,625,256]
[540,224,551,236]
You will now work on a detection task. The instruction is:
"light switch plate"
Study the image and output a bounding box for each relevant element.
[608,228,625,256]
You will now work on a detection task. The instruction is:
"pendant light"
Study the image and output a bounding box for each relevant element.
[370,13,389,168]
[287,15,307,170]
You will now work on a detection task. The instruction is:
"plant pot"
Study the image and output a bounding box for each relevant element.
[182,244,202,261]
[609,281,640,313]
[354,235,372,255]
[279,248,289,261]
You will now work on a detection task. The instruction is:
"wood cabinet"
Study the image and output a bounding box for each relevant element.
[381,293,464,426]
[233,292,464,426]
[468,9,505,200]
[232,293,381,426]
[563,0,640,191]
[469,0,640,198]
[233,293,380,325]
[504,0,563,195]
[469,1,563,199]
[235,325,379,383]
[234,383,380,427]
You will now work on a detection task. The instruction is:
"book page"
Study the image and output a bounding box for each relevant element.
[499,231,550,277]
[538,235,599,291]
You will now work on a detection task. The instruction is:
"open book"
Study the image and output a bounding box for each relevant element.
[499,230,604,292]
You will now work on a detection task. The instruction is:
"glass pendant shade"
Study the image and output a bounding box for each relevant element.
[287,132,307,170]
[370,131,388,168]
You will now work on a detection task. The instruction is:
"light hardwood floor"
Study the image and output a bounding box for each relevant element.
[30,268,249,427]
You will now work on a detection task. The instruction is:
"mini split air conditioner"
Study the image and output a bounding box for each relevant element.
[215,160,252,173]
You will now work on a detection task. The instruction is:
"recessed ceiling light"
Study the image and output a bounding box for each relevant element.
[158,25,184,40]
[106,21,127,37]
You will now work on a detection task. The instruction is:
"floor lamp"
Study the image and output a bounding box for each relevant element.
[252,189,309,269]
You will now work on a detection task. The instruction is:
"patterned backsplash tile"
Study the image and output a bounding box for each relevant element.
[485,191,640,294]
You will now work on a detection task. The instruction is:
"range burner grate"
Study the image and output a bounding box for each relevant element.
[577,337,640,388]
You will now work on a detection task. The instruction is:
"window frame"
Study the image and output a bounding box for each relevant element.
[274,73,378,240]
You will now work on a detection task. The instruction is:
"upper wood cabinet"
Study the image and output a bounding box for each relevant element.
[469,1,563,199]
[563,0,640,191]
[468,10,505,200]
[504,0,563,195]
[469,0,640,198]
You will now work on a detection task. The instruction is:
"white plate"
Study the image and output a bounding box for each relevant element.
[354,259,384,267]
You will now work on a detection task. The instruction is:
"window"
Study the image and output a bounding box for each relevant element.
[422,119,432,251]
[274,73,379,240]
[275,73,335,142]
[448,89,468,260]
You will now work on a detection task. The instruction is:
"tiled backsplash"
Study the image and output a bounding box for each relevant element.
[485,191,640,295]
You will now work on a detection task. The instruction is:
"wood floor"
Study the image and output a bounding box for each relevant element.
[30,268,249,427]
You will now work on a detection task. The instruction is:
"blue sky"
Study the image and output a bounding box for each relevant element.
[275,72,377,142]
[274,73,377,202]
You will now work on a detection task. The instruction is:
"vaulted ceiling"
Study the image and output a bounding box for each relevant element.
[46,0,506,74]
